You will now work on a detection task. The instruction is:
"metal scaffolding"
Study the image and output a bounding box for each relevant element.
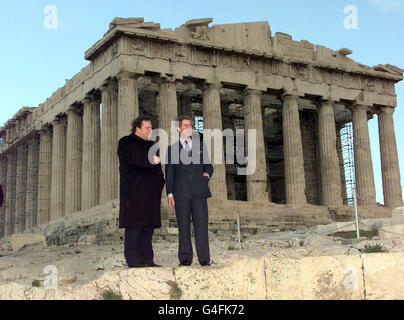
[340,122,356,206]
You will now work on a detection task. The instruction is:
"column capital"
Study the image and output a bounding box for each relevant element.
[352,104,371,112]
[244,88,263,97]
[66,105,83,117]
[99,78,118,93]
[281,91,304,102]
[82,93,97,105]
[50,116,67,127]
[318,98,335,109]
[153,74,177,85]
[378,106,395,115]
[40,124,53,133]
[201,81,222,91]
[319,95,338,103]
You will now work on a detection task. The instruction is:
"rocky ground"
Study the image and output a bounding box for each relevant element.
[1,223,403,296]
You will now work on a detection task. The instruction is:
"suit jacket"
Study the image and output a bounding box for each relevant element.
[165,136,214,200]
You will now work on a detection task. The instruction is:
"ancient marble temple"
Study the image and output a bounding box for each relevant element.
[0,17,403,238]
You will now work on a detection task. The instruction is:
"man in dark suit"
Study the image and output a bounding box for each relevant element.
[165,115,214,267]
[117,116,165,268]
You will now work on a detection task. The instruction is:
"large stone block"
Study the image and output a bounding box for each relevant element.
[392,207,404,225]
[10,234,47,252]
[362,252,404,300]
[379,224,404,240]
[117,268,175,300]
[264,255,364,300]
[174,257,266,300]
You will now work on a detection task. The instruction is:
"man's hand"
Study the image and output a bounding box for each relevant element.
[203,172,209,178]
[168,197,175,210]
[153,156,161,165]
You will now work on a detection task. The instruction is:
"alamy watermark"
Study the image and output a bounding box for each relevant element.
[43,5,58,30]
[344,5,358,30]
[147,121,258,176]
[43,265,58,289]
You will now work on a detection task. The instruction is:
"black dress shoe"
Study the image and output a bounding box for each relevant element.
[130,263,149,268]
[179,260,192,266]
[200,262,211,267]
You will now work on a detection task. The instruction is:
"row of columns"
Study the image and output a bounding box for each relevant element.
[0,76,402,237]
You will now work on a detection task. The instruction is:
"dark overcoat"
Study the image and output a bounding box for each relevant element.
[117,132,165,228]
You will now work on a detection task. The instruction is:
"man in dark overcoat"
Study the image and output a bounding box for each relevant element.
[117,116,165,268]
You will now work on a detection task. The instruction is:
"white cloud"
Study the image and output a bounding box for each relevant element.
[368,0,404,14]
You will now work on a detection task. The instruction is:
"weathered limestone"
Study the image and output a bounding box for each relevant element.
[100,80,119,204]
[362,253,404,300]
[37,127,52,226]
[65,106,83,216]
[352,104,376,206]
[243,89,269,202]
[265,255,365,300]
[392,207,404,225]
[0,157,7,237]
[175,257,267,299]
[318,100,343,206]
[378,107,403,208]
[25,135,40,231]
[10,234,46,252]
[117,72,139,140]
[81,95,100,210]
[202,82,228,201]
[15,144,28,233]
[281,93,306,205]
[50,117,67,220]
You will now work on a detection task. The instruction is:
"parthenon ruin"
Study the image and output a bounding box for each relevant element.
[0,17,403,239]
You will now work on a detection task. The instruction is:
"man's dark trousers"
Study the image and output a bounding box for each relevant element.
[175,197,210,264]
[124,226,155,267]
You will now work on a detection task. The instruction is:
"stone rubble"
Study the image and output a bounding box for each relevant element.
[0,219,403,300]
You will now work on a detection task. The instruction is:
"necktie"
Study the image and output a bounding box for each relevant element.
[184,140,192,157]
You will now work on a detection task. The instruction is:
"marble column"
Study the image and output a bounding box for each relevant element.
[0,157,8,238]
[157,77,178,144]
[157,77,178,200]
[352,104,376,206]
[15,144,28,233]
[65,106,83,215]
[243,89,269,202]
[25,135,40,231]
[37,127,52,226]
[50,117,67,220]
[318,99,343,206]
[100,80,119,204]
[202,82,227,200]
[378,106,403,208]
[117,72,139,140]
[5,151,17,236]
[82,95,100,210]
[281,93,307,205]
